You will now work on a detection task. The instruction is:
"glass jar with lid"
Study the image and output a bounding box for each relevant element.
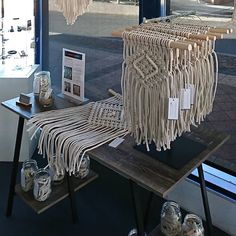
[33,168,52,202]
[20,159,38,192]
[49,155,65,185]
[161,201,182,236]
[182,214,204,236]
[33,71,51,97]
[74,155,90,179]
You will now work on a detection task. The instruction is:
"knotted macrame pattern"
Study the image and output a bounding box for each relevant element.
[121,22,218,151]
[27,94,129,175]
[55,0,92,25]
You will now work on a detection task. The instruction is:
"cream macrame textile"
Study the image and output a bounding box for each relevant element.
[27,94,129,175]
[55,0,92,25]
[121,21,219,151]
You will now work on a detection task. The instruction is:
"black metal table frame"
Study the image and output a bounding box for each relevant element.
[129,164,213,236]
[5,115,78,223]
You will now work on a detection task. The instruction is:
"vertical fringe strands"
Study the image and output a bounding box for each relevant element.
[27,95,129,175]
[121,21,220,151]
[55,0,92,25]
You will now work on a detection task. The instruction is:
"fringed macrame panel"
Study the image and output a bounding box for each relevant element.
[121,21,219,151]
[27,94,129,175]
[55,0,92,25]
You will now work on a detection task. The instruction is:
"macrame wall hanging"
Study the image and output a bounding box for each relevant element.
[27,93,129,175]
[121,20,231,151]
[55,0,92,25]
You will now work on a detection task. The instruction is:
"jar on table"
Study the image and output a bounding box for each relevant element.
[74,155,90,179]
[33,168,52,202]
[33,71,51,97]
[182,214,204,236]
[21,159,38,192]
[161,201,182,236]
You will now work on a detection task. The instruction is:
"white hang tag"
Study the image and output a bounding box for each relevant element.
[168,98,179,120]
[109,137,124,148]
[180,88,191,110]
[189,84,195,105]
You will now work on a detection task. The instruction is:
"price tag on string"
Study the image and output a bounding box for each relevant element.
[180,88,191,110]
[168,98,179,120]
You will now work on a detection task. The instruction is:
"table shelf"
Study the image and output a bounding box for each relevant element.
[149,225,162,236]
[15,170,98,214]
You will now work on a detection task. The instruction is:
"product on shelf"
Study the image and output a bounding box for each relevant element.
[161,201,182,236]
[20,159,38,192]
[33,168,52,202]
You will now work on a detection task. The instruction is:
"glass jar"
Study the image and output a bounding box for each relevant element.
[20,159,38,192]
[49,155,65,185]
[182,214,204,236]
[74,155,90,179]
[33,168,52,202]
[161,201,182,236]
[33,71,51,97]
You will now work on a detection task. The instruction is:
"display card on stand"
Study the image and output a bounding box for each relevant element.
[59,48,88,104]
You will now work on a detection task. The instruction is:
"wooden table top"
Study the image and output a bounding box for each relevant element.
[89,126,229,198]
[1,93,77,120]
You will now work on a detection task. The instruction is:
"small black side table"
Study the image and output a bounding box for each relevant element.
[1,93,97,223]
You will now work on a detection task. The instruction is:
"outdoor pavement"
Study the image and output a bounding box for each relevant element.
[49,1,236,174]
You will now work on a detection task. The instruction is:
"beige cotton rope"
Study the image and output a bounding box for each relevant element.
[27,94,129,175]
[121,22,218,151]
[55,0,92,25]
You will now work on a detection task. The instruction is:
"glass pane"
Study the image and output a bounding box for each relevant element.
[170,0,236,174]
[0,0,35,70]
[49,0,138,98]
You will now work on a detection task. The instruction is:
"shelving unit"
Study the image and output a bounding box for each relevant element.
[0,0,35,70]
[15,170,98,214]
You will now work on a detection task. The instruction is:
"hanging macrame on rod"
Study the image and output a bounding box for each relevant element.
[55,0,92,25]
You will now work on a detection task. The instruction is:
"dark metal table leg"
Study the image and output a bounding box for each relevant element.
[198,164,213,236]
[130,180,145,236]
[66,173,78,224]
[5,116,24,217]
[144,192,154,230]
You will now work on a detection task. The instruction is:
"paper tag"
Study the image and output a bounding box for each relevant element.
[189,84,195,105]
[109,138,124,148]
[180,88,191,109]
[168,98,179,120]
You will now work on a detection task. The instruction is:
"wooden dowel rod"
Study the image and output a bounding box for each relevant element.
[111,30,123,37]
[170,41,192,51]
[108,89,119,96]
[185,39,204,47]
[205,34,217,41]
[183,40,197,48]
[209,28,230,34]
[189,34,209,41]
[207,32,223,39]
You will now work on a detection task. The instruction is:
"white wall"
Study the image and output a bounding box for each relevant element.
[166,179,236,236]
[0,65,39,162]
